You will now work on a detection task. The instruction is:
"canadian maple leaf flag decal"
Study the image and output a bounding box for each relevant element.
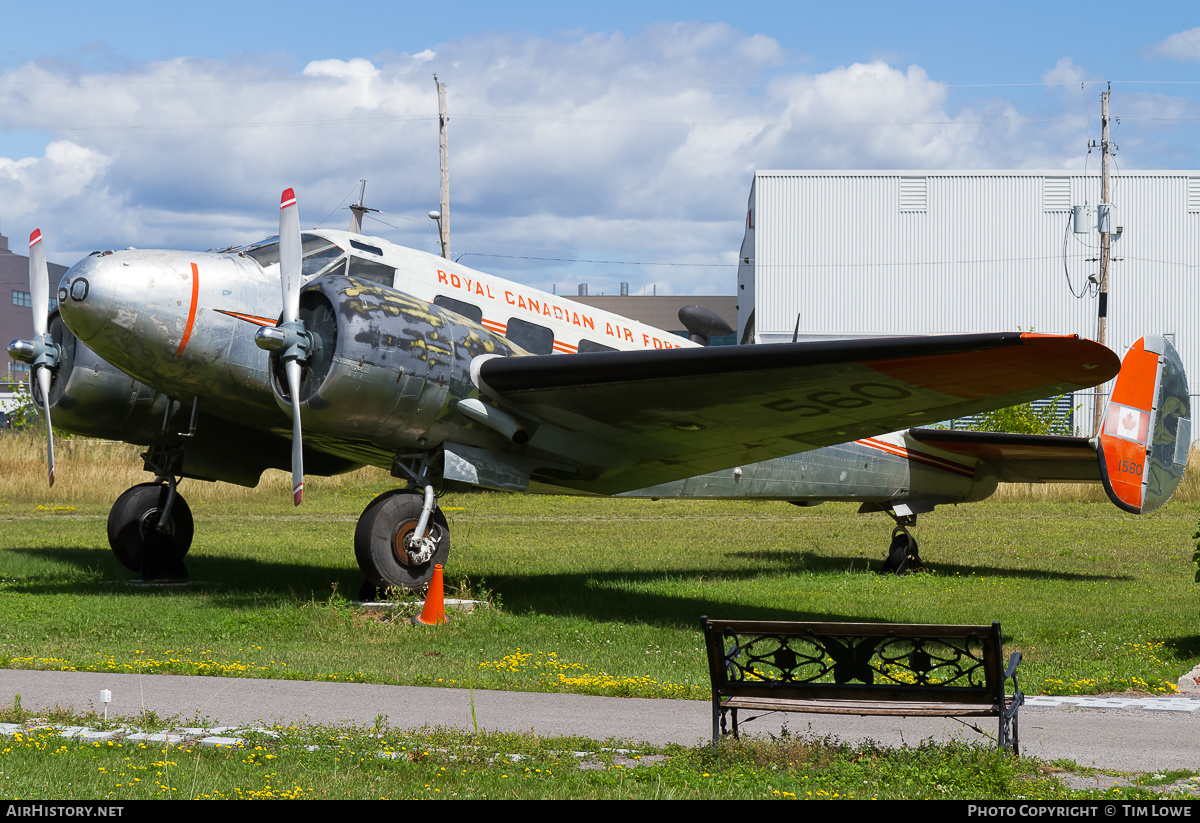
[1109,403,1149,443]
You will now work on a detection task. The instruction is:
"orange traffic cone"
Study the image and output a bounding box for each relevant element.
[412,564,446,626]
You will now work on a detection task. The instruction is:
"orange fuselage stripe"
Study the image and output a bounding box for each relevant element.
[175,263,200,357]
[857,437,976,478]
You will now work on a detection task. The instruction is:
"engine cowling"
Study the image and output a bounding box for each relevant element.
[269,275,526,452]
[32,313,171,444]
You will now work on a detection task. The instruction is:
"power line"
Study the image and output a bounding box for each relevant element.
[456,253,732,267]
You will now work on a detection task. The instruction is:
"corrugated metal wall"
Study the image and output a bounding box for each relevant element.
[746,170,1200,434]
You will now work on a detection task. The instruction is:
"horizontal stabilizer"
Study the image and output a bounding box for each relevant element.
[908,429,1099,484]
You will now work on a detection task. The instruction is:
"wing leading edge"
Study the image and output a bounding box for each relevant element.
[475,332,1120,495]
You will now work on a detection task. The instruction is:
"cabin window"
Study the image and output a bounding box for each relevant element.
[350,239,384,256]
[434,295,483,323]
[578,339,616,353]
[505,317,554,354]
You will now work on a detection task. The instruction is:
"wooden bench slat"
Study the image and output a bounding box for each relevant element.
[703,619,995,638]
[722,696,1019,717]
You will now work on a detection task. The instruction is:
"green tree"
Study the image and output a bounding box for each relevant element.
[3,377,39,429]
[970,396,1075,436]
[1192,519,1200,585]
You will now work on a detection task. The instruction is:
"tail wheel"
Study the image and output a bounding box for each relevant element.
[354,490,449,590]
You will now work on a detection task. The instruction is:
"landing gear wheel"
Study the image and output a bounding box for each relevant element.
[107,482,193,581]
[879,525,925,576]
[354,490,449,591]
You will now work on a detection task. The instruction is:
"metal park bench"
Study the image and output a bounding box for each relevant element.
[700,617,1023,753]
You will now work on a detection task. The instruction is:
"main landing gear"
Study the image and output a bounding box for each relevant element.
[107,481,192,582]
[354,489,450,599]
[355,452,450,599]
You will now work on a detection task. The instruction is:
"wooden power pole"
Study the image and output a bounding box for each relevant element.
[435,75,450,260]
[1092,84,1112,435]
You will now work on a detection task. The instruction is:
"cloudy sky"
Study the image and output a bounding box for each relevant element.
[2,1,1199,296]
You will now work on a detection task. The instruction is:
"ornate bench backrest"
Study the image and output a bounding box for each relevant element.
[701,618,1004,704]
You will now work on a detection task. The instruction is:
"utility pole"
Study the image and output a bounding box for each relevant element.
[1092,84,1112,435]
[435,74,450,260]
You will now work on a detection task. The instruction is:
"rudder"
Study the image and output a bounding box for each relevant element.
[1096,335,1191,513]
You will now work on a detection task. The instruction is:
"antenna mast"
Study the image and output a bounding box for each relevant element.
[348,179,377,233]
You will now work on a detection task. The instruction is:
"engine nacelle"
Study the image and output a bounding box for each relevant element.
[33,314,172,444]
[272,275,526,452]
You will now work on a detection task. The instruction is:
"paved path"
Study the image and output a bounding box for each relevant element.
[0,669,1196,773]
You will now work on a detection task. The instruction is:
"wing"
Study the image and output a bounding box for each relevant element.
[475,332,1119,495]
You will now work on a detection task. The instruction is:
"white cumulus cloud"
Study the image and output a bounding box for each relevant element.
[1143,27,1200,61]
[0,26,1194,294]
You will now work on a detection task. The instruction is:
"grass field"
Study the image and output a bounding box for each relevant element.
[2,432,1199,799]
[0,432,1197,699]
[2,709,1196,800]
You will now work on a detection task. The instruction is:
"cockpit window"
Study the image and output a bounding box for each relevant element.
[346,256,395,288]
[302,246,345,278]
[238,234,337,269]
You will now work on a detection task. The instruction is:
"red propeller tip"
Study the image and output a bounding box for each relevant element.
[29,229,42,247]
[281,189,296,209]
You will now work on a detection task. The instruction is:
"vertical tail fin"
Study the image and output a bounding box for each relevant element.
[1096,335,1191,513]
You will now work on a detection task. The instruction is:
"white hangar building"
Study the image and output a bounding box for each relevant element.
[735,169,1200,433]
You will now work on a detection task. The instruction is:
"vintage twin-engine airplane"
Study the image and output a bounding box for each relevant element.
[7,189,1188,592]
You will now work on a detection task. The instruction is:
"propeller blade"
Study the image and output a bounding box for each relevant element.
[29,230,55,486]
[29,230,48,337]
[35,365,55,486]
[279,189,305,505]
[279,188,301,325]
[286,359,304,506]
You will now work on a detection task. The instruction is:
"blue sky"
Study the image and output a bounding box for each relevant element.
[2,1,1198,295]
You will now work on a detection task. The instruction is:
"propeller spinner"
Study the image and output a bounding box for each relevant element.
[254,189,313,505]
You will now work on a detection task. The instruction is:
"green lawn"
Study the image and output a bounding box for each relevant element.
[0,489,1195,699]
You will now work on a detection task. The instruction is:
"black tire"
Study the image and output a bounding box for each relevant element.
[353,490,449,590]
[107,483,193,574]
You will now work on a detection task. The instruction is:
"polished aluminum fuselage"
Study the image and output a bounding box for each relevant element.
[51,231,1014,506]
[620,430,996,506]
[60,249,282,421]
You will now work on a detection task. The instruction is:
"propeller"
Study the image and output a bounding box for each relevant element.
[254,189,312,505]
[27,230,57,486]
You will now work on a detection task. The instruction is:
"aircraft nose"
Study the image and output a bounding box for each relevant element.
[57,248,203,362]
[57,253,111,343]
